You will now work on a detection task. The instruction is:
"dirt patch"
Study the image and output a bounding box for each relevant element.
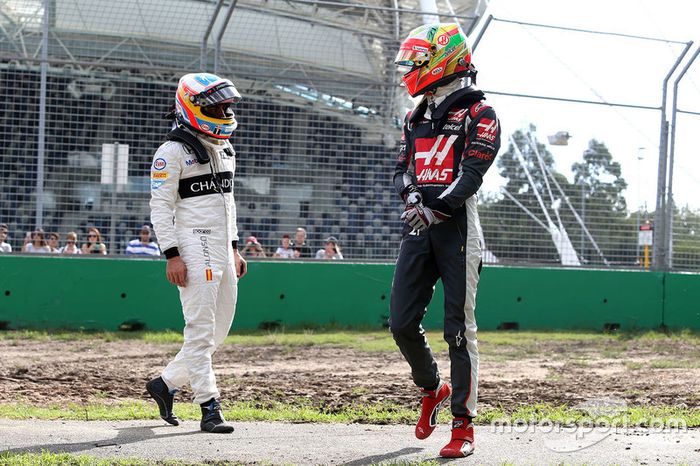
[1,337,699,412]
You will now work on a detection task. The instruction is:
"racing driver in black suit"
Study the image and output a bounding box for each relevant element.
[389,22,501,458]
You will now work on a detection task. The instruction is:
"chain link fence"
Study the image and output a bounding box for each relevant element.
[0,0,697,270]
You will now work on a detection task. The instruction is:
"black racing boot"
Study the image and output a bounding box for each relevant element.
[146,376,179,426]
[200,398,234,434]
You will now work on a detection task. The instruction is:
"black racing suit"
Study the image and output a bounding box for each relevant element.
[389,87,501,419]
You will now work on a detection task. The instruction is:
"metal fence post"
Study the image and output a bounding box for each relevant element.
[652,41,692,271]
[666,44,700,269]
[201,0,225,72]
[214,0,238,75]
[36,0,50,229]
[471,14,493,51]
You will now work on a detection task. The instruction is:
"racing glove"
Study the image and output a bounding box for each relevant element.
[401,204,448,232]
[402,185,423,207]
[406,190,422,207]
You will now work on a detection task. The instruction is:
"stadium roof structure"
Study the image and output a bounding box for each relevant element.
[0,0,486,123]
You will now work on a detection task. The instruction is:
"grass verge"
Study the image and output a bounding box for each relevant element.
[1,400,698,427]
[2,328,700,353]
[0,400,414,424]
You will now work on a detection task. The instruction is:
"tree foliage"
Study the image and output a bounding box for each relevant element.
[572,139,628,213]
[480,130,637,266]
[480,127,564,264]
[498,125,556,195]
[672,206,700,270]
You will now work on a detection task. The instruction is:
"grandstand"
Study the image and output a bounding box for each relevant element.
[4,1,695,270]
[0,0,486,258]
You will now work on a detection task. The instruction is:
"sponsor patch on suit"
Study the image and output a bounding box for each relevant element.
[153,158,167,170]
[178,172,233,199]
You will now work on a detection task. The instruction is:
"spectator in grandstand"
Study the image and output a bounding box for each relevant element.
[47,232,61,253]
[0,223,11,253]
[22,230,52,253]
[292,227,311,258]
[59,231,81,254]
[389,23,501,459]
[81,227,107,255]
[241,236,267,258]
[315,236,343,260]
[272,233,295,259]
[125,225,160,257]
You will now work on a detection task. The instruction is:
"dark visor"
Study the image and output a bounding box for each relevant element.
[192,82,241,107]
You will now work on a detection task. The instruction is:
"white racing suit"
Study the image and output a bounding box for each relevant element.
[150,133,239,404]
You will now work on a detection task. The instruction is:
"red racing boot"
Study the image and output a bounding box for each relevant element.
[439,418,475,458]
[415,381,451,439]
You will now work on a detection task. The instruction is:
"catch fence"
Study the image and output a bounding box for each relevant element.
[0,0,697,271]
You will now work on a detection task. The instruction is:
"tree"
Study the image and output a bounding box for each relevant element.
[672,206,700,271]
[572,139,628,213]
[480,126,574,264]
[498,125,556,196]
[481,132,637,266]
[570,139,632,265]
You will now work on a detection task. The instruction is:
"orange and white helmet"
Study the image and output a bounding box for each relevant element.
[394,23,474,97]
[174,73,241,139]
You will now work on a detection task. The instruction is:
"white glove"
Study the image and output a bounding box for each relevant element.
[403,185,423,207]
[406,190,422,207]
[401,204,441,232]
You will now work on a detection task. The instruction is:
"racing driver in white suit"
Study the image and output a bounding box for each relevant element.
[146,73,247,434]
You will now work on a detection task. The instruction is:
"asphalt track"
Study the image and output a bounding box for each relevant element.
[1,420,698,465]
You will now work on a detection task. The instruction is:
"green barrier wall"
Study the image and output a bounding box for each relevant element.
[0,255,697,331]
[663,272,700,330]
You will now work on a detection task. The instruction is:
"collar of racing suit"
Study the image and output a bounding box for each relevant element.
[184,127,227,154]
[409,85,485,125]
[198,133,226,150]
[180,126,233,166]
[422,79,464,118]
